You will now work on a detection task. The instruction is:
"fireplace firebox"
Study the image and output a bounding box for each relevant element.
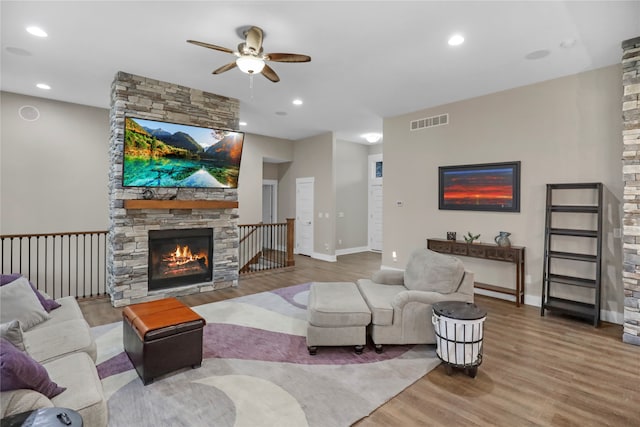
[148,228,213,291]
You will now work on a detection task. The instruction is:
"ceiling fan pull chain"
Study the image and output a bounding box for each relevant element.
[249,74,255,99]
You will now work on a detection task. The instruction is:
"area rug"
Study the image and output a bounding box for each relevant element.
[93,283,440,427]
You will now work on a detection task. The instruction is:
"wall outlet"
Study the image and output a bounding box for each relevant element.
[396,200,404,207]
[338,239,342,245]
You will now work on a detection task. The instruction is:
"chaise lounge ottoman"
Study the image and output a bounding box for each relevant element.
[123,297,206,385]
[306,282,371,355]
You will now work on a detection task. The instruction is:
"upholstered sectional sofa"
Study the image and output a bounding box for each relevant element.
[0,275,107,426]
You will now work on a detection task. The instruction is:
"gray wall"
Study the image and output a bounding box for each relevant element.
[239,133,293,224]
[383,64,623,320]
[336,139,368,251]
[0,92,110,234]
[279,132,336,257]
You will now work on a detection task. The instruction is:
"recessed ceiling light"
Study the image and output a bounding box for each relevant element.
[36,83,51,90]
[239,121,247,126]
[292,99,303,106]
[275,111,287,116]
[26,26,48,38]
[448,34,464,46]
[560,38,577,49]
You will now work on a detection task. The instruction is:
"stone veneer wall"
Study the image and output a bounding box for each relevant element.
[107,72,240,307]
[622,37,640,345]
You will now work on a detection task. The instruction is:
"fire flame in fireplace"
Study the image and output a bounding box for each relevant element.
[164,245,207,267]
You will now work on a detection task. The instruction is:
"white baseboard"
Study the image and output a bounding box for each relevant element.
[380,264,403,272]
[475,288,516,302]
[336,246,370,256]
[312,252,337,262]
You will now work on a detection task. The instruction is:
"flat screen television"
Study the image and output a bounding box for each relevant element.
[122,117,244,188]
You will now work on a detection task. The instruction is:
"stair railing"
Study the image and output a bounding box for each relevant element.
[238,218,295,274]
[0,231,108,299]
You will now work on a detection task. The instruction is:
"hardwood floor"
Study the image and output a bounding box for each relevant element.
[79,252,640,427]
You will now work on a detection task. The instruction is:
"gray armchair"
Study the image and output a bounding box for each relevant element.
[356,248,474,352]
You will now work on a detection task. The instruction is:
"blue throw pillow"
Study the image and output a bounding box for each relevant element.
[0,337,66,398]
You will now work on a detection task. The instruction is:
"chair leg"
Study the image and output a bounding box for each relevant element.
[308,346,317,356]
[355,345,364,354]
[375,344,383,354]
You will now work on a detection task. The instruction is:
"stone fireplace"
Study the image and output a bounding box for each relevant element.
[107,72,241,307]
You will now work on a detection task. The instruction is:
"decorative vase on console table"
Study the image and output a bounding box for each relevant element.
[494,231,511,247]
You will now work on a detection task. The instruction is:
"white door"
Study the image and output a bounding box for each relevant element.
[296,177,314,256]
[369,185,383,251]
[368,154,383,251]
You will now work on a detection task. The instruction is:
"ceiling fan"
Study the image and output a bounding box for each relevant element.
[187,26,311,83]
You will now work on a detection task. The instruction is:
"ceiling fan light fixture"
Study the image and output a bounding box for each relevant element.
[236,56,265,74]
[363,133,382,143]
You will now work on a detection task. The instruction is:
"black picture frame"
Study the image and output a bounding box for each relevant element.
[438,161,521,212]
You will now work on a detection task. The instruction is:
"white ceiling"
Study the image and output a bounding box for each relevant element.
[1,1,639,143]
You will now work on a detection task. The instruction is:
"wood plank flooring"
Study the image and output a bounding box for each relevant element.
[79,252,640,427]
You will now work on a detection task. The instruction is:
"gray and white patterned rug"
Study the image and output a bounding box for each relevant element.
[93,283,440,427]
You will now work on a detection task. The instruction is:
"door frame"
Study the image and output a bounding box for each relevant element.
[262,179,278,223]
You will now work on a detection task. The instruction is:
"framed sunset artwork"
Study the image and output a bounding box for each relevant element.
[438,161,521,212]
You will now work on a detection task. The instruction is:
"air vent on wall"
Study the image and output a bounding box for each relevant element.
[410,113,448,131]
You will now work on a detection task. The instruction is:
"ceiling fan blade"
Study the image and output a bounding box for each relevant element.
[245,26,264,53]
[261,64,280,83]
[187,40,234,55]
[212,62,237,74]
[265,53,311,63]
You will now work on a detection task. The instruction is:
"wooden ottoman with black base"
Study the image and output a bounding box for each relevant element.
[306,282,371,355]
[123,297,206,385]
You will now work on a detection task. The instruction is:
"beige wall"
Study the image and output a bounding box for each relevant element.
[383,65,623,318]
[263,162,280,181]
[280,132,336,257]
[0,92,110,234]
[238,133,294,224]
[336,139,368,251]
[0,92,295,231]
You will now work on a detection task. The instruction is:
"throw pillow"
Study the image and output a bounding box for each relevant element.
[0,337,66,398]
[0,278,50,331]
[0,274,61,313]
[0,320,26,351]
[404,248,465,294]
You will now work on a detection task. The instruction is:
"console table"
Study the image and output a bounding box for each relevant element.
[427,238,525,307]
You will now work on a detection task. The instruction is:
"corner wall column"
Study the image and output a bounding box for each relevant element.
[621,36,640,345]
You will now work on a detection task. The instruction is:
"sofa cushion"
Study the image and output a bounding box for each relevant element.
[356,279,406,326]
[0,338,66,399]
[0,274,61,313]
[29,296,86,331]
[0,278,50,331]
[24,319,97,363]
[0,389,54,418]
[1,320,26,352]
[47,352,108,427]
[403,248,464,294]
[307,282,371,327]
